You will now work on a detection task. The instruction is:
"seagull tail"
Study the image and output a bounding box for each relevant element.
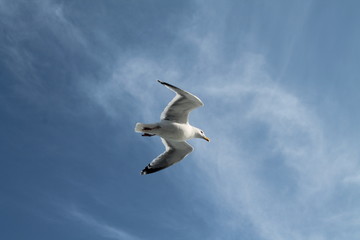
[135,123,145,133]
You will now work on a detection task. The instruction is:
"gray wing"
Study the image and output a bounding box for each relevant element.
[141,138,193,175]
[158,80,203,124]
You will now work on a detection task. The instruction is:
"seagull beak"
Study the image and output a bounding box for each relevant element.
[203,136,210,142]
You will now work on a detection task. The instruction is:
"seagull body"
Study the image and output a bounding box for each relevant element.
[135,80,210,175]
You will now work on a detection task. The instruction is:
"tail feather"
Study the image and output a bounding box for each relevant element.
[135,123,145,133]
[135,123,161,133]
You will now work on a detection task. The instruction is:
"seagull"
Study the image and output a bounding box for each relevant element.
[135,80,210,175]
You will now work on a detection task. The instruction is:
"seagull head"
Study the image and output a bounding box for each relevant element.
[194,128,210,142]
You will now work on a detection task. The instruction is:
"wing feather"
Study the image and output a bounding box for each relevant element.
[141,138,193,175]
[158,80,203,123]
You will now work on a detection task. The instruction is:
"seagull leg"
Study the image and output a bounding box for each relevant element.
[142,126,161,131]
[142,133,155,137]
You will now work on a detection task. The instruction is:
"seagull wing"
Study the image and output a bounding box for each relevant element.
[141,138,193,175]
[158,80,203,124]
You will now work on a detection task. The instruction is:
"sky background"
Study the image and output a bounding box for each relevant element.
[1,0,360,239]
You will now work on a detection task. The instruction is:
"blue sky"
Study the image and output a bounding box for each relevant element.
[1,0,360,239]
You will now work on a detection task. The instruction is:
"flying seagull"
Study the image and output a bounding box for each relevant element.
[135,80,210,175]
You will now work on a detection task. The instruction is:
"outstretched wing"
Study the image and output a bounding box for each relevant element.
[141,138,193,175]
[158,80,203,124]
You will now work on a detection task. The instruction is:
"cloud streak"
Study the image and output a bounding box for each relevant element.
[68,207,141,240]
[82,57,182,121]
[0,0,89,102]
[85,41,360,240]
[187,55,360,240]
[71,1,360,239]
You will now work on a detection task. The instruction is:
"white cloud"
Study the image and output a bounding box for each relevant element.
[68,207,140,240]
[77,1,360,239]
[343,174,360,184]
[86,43,360,240]
[0,0,89,103]
[81,57,182,121]
[186,53,360,240]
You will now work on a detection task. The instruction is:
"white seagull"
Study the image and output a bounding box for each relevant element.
[135,80,210,175]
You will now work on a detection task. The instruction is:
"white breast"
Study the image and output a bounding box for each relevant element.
[157,120,194,141]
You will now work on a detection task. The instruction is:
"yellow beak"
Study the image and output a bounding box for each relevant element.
[203,136,210,142]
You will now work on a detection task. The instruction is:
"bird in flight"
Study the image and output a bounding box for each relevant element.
[135,80,210,175]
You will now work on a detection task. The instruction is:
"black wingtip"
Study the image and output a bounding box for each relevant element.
[157,80,180,90]
[140,165,167,175]
[140,165,151,175]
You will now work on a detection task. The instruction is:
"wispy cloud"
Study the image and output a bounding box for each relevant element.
[0,0,90,102]
[75,1,360,239]
[67,206,141,240]
[81,57,182,121]
[343,173,360,184]
[187,54,360,240]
